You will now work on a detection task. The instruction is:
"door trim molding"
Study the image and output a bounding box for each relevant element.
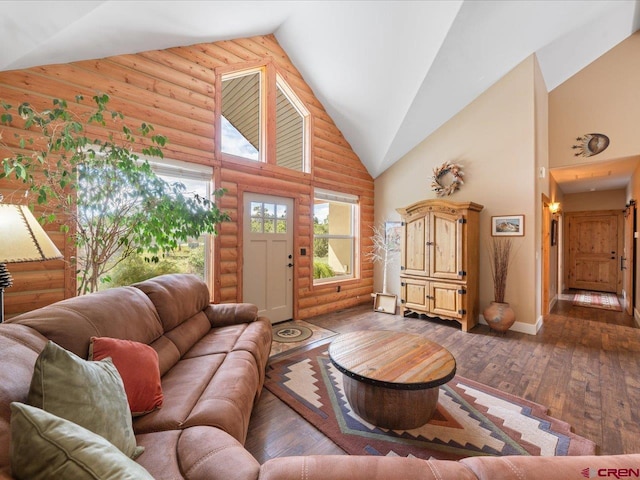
[239,186,299,320]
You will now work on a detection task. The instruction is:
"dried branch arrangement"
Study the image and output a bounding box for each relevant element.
[487,237,513,303]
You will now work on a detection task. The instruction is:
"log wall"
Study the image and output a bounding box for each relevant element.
[0,35,374,320]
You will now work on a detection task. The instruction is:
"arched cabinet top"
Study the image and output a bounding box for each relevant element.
[396,199,484,217]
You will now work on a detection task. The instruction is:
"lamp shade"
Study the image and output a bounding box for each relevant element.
[0,204,63,263]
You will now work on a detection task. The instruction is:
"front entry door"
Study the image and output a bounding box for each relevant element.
[566,211,622,293]
[243,193,294,323]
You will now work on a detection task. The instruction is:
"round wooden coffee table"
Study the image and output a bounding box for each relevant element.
[328,330,456,430]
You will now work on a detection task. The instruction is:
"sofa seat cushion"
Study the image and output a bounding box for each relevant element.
[183,318,272,392]
[183,318,271,359]
[136,427,260,480]
[133,353,226,434]
[134,351,261,444]
[180,350,260,444]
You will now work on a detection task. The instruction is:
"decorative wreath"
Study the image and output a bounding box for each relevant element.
[431,161,464,197]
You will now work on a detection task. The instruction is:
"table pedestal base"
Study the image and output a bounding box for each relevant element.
[342,375,439,430]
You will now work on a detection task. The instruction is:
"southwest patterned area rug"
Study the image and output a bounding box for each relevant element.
[573,290,622,311]
[265,343,596,460]
[270,320,338,358]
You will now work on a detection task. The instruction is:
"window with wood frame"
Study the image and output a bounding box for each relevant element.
[313,189,359,284]
[219,67,309,173]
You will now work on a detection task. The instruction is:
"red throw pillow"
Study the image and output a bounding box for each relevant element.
[89,337,164,416]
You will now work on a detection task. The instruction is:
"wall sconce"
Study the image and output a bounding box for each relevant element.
[549,202,561,215]
[0,203,63,322]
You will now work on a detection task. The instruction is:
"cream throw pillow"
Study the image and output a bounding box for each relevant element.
[10,402,153,480]
[28,341,143,459]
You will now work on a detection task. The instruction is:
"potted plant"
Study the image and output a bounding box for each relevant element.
[483,237,516,332]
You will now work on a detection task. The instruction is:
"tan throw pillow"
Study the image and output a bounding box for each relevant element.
[10,402,154,480]
[28,341,143,459]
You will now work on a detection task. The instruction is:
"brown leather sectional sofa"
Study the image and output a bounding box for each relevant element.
[0,273,638,479]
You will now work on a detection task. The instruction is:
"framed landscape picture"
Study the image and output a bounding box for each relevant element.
[491,215,525,237]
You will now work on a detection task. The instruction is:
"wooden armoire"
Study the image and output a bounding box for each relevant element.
[397,199,484,332]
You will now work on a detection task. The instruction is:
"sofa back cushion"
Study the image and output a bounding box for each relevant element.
[0,324,48,478]
[7,287,163,359]
[134,274,210,332]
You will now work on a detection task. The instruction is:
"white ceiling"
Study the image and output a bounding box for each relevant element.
[549,157,640,195]
[1,0,639,187]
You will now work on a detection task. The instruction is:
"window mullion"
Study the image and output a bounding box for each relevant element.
[264,64,277,165]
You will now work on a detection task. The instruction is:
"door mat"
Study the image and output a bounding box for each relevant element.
[573,291,622,311]
[270,320,337,357]
[264,343,596,460]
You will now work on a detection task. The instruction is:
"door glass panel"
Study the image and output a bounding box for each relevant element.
[264,203,275,218]
[249,201,289,234]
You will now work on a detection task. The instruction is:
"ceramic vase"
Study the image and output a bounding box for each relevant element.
[483,301,516,333]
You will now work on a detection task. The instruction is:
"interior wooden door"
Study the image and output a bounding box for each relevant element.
[566,211,621,293]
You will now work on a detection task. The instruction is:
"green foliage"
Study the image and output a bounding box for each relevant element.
[0,95,229,294]
[104,253,181,288]
[187,246,205,273]
[313,261,335,279]
[313,217,329,258]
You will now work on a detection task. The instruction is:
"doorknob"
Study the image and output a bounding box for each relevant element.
[287,263,294,268]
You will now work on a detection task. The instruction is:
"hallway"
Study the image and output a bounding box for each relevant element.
[553,289,636,328]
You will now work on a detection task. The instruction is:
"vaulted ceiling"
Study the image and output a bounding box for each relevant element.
[2,1,639,181]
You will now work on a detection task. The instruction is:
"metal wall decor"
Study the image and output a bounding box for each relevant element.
[431,161,464,197]
[571,133,609,157]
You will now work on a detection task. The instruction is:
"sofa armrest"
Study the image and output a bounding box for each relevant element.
[461,454,640,480]
[259,455,478,480]
[204,303,259,327]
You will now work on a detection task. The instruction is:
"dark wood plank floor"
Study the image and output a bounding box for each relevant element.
[245,295,640,461]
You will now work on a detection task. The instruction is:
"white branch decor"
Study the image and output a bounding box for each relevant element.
[431,161,464,197]
[365,223,398,294]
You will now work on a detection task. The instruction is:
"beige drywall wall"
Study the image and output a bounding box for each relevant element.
[550,32,640,169]
[534,54,549,320]
[375,56,539,329]
[561,189,626,212]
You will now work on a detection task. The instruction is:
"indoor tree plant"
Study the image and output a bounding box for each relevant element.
[0,94,229,294]
[484,236,517,332]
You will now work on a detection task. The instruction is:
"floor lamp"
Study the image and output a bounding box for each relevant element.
[0,203,63,323]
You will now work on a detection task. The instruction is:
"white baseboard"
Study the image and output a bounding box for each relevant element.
[549,295,558,311]
[478,315,542,335]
